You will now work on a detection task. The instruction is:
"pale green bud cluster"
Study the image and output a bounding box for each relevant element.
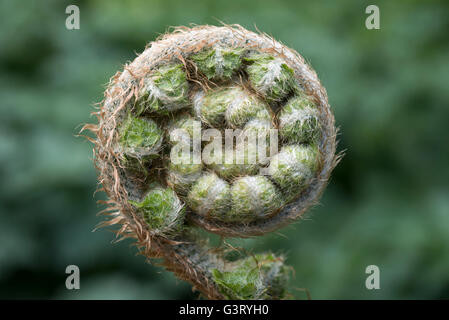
[202,119,274,180]
[116,44,323,300]
[187,173,282,222]
[119,48,323,227]
[193,86,271,128]
[207,150,260,180]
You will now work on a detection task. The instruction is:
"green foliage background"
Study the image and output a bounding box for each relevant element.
[1,0,448,299]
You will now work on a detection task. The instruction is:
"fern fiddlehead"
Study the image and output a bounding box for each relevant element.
[84,25,338,300]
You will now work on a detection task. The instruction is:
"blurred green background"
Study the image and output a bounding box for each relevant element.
[1,0,448,299]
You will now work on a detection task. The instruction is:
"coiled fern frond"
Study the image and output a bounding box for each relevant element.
[83,24,339,300]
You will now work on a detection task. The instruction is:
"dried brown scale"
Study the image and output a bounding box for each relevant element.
[84,24,338,299]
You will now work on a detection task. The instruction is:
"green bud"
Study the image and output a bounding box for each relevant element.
[193,89,227,127]
[268,144,320,201]
[211,253,290,300]
[138,63,190,115]
[279,94,321,144]
[191,46,244,80]
[129,184,185,235]
[230,176,281,221]
[245,53,296,102]
[118,114,163,160]
[187,172,231,220]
